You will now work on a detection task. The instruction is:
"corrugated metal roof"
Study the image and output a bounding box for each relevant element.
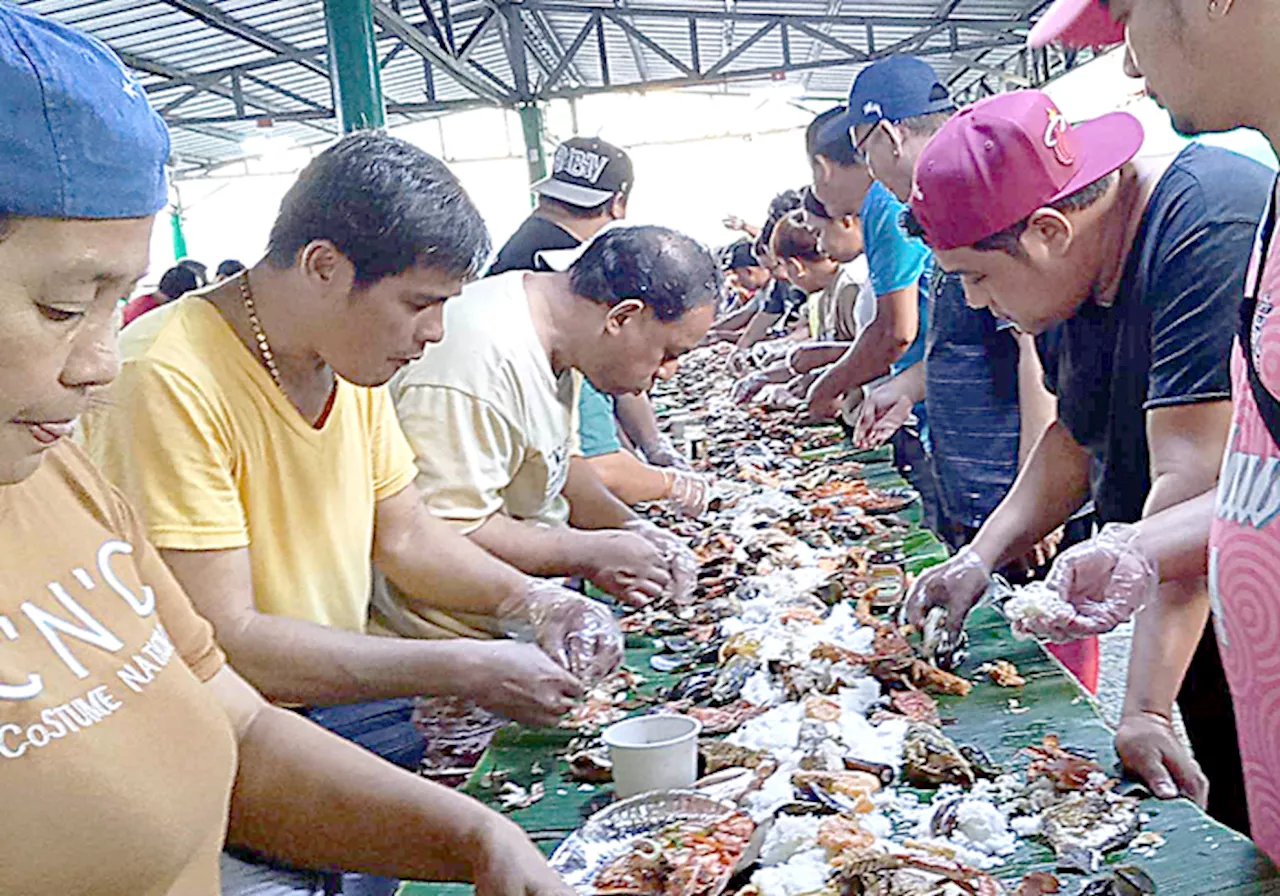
[12,0,1086,171]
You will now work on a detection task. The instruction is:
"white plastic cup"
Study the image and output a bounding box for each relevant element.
[602,713,703,799]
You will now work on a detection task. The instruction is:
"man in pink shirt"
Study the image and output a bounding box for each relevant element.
[1021,0,1280,861]
[121,263,198,326]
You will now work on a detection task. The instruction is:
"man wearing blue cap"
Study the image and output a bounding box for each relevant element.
[0,4,574,895]
[803,95,939,528]
[839,57,1059,575]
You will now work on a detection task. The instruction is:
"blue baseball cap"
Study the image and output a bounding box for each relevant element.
[0,2,170,219]
[819,56,956,147]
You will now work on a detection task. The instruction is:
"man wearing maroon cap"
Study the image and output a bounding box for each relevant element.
[1018,0,1280,857]
[902,88,1269,834]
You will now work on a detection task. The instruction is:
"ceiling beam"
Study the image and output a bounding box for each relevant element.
[156,0,330,78]
[371,0,508,103]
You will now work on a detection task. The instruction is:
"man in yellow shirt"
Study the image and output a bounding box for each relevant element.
[83,132,622,893]
[379,227,717,639]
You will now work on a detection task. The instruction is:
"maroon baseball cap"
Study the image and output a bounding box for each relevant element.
[1028,0,1125,49]
[909,90,1143,251]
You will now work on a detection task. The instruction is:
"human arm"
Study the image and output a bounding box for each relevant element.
[161,545,582,724]
[732,343,852,405]
[804,285,918,420]
[1015,331,1057,470]
[1114,400,1231,805]
[614,393,690,470]
[586,450,710,516]
[216,667,571,894]
[723,214,761,238]
[733,309,781,353]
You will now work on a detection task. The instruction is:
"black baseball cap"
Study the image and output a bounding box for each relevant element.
[533,136,634,208]
[801,186,831,221]
[723,239,759,271]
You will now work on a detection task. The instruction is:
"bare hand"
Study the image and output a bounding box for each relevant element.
[460,641,584,728]
[903,546,992,642]
[731,373,769,406]
[1115,711,1209,807]
[853,386,913,448]
[803,370,844,423]
[727,350,752,378]
[581,530,671,606]
[722,214,748,232]
[471,815,574,896]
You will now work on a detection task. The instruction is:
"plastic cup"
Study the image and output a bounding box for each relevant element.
[602,713,703,799]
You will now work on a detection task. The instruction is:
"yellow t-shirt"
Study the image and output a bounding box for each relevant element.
[388,271,580,534]
[1,443,234,895]
[82,296,419,632]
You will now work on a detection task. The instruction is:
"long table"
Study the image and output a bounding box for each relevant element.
[404,444,1280,896]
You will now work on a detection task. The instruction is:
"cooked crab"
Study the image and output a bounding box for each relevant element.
[1021,735,1103,792]
[903,723,975,788]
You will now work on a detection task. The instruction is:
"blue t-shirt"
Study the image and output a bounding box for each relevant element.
[578,379,622,458]
[925,270,1021,528]
[860,181,931,378]
[1037,143,1270,525]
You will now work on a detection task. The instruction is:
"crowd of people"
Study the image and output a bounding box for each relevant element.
[6,0,1280,890]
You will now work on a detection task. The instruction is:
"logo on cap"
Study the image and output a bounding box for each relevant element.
[862,101,883,119]
[553,145,609,184]
[1042,106,1075,167]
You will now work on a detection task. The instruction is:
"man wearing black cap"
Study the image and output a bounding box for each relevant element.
[488,136,633,276]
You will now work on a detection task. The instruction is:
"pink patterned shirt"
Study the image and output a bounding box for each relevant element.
[1211,180,1280,860]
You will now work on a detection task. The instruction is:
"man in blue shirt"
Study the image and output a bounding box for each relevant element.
[804,107,938,527]
[836,57,1057,555]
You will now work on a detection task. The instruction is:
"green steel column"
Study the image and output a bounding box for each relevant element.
[518,102,547,206]
[169,208,188,261]
[323,0,386,132]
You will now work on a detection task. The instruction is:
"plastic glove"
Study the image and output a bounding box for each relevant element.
[497,580,623,686]
[1018,523,1156,641]
[666,470,713,518]
[623,519,698,605]
[853,386,913,449]
[903,546,992,642]
[731,372,769,406]
[644,435,693,471]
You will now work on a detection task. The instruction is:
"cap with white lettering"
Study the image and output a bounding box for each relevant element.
[532,136,634,208]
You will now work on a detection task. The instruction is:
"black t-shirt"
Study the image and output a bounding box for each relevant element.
[1037,143,1271,525]
[761,279,807,316]
[487,216,580,275]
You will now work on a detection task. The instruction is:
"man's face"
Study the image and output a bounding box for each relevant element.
[316,260,469,387]
[856,122,915,204]
[934,223,1098,334]
[1112,0,1244,136]
[584,302,716,396]
[0,217,152,484]
[811,156,873,220]
[730,264,771,293]
[785,256,841,295]
[815,214,864,264]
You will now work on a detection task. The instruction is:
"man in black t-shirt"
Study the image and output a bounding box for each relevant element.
[902,90,1270,833]
[487,136,633,275]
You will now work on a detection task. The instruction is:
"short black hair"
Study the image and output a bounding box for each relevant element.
[216,259,246,278]
[569,226,723,323]
[903,172,1118,255]
[266,131,490,285]
[807,106,864,168]
[177,257,208,287]
[759,189,803,250]
[538,194,619,220]
[894,110,953,138]
[159,264,199,298]
[771,211,823,263]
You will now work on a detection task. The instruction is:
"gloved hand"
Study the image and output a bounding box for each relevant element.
[497,580,624,686]
[623,519,699,605]
[665,470,713,518]
[1014,523,1156,641]
[903,546,993,642]
[852,386,913,449]
[644,434,692,471]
